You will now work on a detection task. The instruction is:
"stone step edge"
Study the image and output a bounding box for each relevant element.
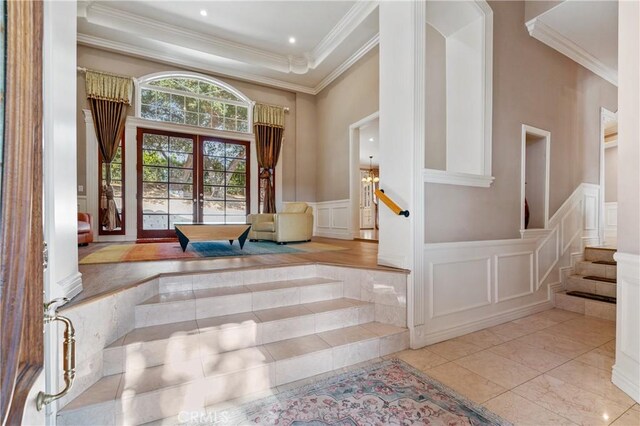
[140,277,343,307]
[568,274,617,284]
[59,324,408,416]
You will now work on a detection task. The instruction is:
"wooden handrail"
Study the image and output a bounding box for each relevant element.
[375,189,410,217]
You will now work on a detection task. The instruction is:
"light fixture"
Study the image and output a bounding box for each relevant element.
[369,137,374,142]
[288,36,296,44]
[361,155,380,183]
[200,9,208,16]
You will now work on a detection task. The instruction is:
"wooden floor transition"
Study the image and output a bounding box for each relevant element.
[72,237,401,308]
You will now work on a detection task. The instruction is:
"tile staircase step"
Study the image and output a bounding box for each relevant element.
[104,298,375,375]
[58,322,409,426]
[566,275,617,298]
[135,277,344,327]
[593,260,616,266]
[554,291,616,321]
[584,246,617,263]
[575,261,617,279]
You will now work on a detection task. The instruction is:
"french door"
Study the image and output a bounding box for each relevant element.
[137,128,250,239]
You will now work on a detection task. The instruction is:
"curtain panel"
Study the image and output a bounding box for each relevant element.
[253,104,285,214]
[86,70,133,231]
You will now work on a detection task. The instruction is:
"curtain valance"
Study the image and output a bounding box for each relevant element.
[85,70,133,105]
[253,103,285,128]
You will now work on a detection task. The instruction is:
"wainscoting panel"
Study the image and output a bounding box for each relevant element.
[413,183,600,346]
[605,202,617,242]
[308,200,352,240]
[430,258,491,318]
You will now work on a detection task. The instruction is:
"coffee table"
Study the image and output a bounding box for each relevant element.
[174,223,252,252]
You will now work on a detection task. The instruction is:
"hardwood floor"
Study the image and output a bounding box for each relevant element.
[73,237,398,308]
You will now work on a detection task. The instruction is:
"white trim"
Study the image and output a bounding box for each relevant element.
[348,111,380,239]
[57,272,83,300]
[77,33,318,95]
[521,124,551,230]
[599,107,618,245]
[423,168,495,188]
[605,141,618,149]
[308,199,352,240]
[526,18,618,86]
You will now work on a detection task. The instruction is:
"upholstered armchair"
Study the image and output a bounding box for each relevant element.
[247,202,313,244]
[77,212,94,246]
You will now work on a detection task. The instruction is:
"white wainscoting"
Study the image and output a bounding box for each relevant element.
[308,200,352,240]
[412,183,599,346]
[613,252,640,402]
[604,202,618,243]
[77,195,88,214]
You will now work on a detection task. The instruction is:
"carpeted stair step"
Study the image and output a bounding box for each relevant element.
[566,275,616,298]
[104,298,375,375]
[57,323,409,426]
[135,277,345,327]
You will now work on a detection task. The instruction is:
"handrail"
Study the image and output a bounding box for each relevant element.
[375,189,410,217]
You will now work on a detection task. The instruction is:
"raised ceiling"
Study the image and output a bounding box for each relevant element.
[526,0,618,86]
[78,1,380,94]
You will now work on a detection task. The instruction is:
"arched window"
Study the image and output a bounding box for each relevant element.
[136,72,253,133]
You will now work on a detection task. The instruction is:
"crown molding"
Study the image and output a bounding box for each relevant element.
[526,18,618,86]
[83,2,378,77]
[309,1,379,69]
[77,33,318,95]
[78,30,381,96]
[315,33,379,94]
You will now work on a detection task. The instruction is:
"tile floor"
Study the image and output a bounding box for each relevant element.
[389,308,639,426]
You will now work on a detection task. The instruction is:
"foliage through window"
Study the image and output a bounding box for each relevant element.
[99,139,124,234]
[138,73,252,133]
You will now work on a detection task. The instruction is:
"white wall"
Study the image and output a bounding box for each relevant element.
[613,0,640,404]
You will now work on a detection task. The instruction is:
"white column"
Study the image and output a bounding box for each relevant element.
[612,0,640,403]
[43,0,81,299]
[378,1,426,338]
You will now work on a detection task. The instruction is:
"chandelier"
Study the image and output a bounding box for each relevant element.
[361,155,379,183]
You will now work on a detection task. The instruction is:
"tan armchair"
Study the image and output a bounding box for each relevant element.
[247,202,313,244]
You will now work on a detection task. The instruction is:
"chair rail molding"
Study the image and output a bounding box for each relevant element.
[307,199,352,240]
[412,183,599,347]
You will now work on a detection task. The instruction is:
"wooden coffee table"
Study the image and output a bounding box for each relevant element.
[174,223,252,252]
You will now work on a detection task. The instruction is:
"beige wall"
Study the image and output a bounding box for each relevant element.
[605,145,618,202]
[424,1,617,243]
[315,47,379,202]
[76,45,315,203]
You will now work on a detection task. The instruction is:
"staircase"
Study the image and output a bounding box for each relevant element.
[58,274,409,425]
[555,246,617,321]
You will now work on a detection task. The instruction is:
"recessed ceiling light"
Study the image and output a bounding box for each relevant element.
[369,138,374,142]
[288,37,296,44]
[200,9,208,17]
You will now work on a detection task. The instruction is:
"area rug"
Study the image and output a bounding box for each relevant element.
[226,359,511,425]
[79,240,347,265]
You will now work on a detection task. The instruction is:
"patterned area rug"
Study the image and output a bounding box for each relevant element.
[79,240,346,265]
[227,359,511,425]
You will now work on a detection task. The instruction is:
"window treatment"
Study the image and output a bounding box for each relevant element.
[85,70,133,231]
[253,104,285,214]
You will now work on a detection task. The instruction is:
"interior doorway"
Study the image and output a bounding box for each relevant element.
[349,112,379,242]
[600,108,618,246]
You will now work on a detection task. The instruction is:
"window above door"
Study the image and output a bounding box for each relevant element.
[136,72,253,133]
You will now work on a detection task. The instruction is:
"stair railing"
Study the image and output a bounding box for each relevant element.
[375,189,410,217]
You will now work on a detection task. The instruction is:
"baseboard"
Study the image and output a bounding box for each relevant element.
[612,363,640,403]
[377,251,408,269]
[58,271,83,299]
[314,229,352,240]
[411,299,553,348]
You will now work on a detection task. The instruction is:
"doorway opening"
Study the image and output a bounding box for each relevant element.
[600,108,618,246]
[349,113,379,242]
[137,127,250,240]
[520,125,550,232]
